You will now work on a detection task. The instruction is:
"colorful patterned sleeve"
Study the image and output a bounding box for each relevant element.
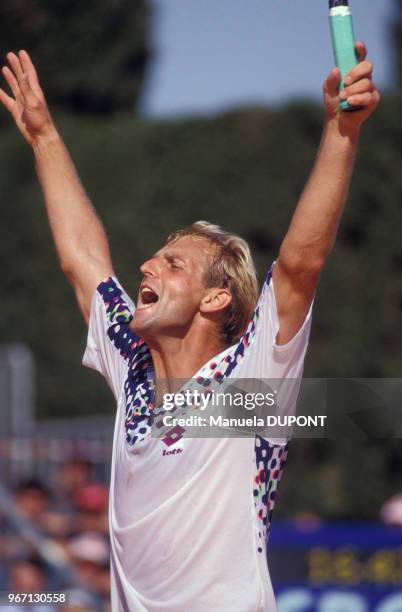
[223,264,313,445]
[226,264,314,380]
[82,277,142,401]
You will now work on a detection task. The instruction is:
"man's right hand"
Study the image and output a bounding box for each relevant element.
[0,49,114,324]
[0,50,56,147]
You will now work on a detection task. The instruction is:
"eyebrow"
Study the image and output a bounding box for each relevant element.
[164,253,186,263]
[153,251,187,264]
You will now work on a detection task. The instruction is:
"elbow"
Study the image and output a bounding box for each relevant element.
[60,257,78,284]
[277,248,326,280]
[60,258,72,278]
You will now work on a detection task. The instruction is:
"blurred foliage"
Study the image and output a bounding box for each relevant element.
[278,438,402,521]
[0,0,150,115]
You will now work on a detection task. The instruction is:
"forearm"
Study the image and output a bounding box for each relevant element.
[270,45,378,344]
[0,50,114,322]
[33,128,113,282]
[279,119,359,274]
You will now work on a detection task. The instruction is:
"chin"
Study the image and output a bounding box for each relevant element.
[131,311,151,334]
[131,307,160,339]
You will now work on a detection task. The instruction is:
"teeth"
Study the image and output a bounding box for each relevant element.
[140,286,158,306]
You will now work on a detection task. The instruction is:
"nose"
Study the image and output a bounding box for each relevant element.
[140,257,159,278]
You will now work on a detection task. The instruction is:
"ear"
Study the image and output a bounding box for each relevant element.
[200,288,232,314]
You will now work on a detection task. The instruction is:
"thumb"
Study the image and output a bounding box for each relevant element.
[324,67,341,96]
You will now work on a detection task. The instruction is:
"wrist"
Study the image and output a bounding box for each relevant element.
[323,113,361,145]
[32,125,61,154]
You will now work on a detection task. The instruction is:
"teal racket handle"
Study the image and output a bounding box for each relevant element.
[329,1,359,112]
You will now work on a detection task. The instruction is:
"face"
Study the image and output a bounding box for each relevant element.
[132,236,214,341]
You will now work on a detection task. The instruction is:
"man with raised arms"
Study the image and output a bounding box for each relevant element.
[0,46,379,611]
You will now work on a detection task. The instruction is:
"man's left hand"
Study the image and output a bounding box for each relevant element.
[323,42,380,133]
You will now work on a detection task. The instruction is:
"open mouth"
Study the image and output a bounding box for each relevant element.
[138,286,159,309]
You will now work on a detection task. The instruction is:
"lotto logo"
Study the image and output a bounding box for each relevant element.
[162,448,183,456]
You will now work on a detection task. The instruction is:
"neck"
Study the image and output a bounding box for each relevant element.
[146,329,228,382]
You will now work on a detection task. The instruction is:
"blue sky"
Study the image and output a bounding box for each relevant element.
[140,0,396,119]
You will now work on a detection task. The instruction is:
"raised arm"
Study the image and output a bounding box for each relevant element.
[272,42,380,345]
[0,50,114,323]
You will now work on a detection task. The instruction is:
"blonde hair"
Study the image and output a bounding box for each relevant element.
[167,221,258,345]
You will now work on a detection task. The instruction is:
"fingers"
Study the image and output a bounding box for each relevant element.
[19,50,38,80]
[0,87,14,113]
[340,78,374,99]
[0,62,24,114]
[4,51,40,108]
[344,42,372,86]
[1,66,20,99]
[355,41,367,62]
[341,42,378,110]
[6,52,24,83]
[347,89,380,110]
[341,76,380,110]
[324,41,379,121]
[3,52,26,106]
[19,50,42,96]
[346,92,372,107]
[323,67,341,96]
[344,60,373,86]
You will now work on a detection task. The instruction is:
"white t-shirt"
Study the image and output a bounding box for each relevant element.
[83,267,313,612]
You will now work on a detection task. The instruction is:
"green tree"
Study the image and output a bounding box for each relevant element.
[0,0,150,114]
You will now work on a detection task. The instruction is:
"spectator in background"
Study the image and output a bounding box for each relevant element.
[0,464,111,607]
[73,483,109,536]
[67,531,111,606]
[380,494,402,527]
[54,459,92,509]
[14,479,49,522]
[0,557,58,612]
[14,478,71,539]
[52,459,109,536]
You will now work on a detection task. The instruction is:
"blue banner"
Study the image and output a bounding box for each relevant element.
[269,523,402,611]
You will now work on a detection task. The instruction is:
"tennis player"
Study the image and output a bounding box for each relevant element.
[0,47,379,611]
